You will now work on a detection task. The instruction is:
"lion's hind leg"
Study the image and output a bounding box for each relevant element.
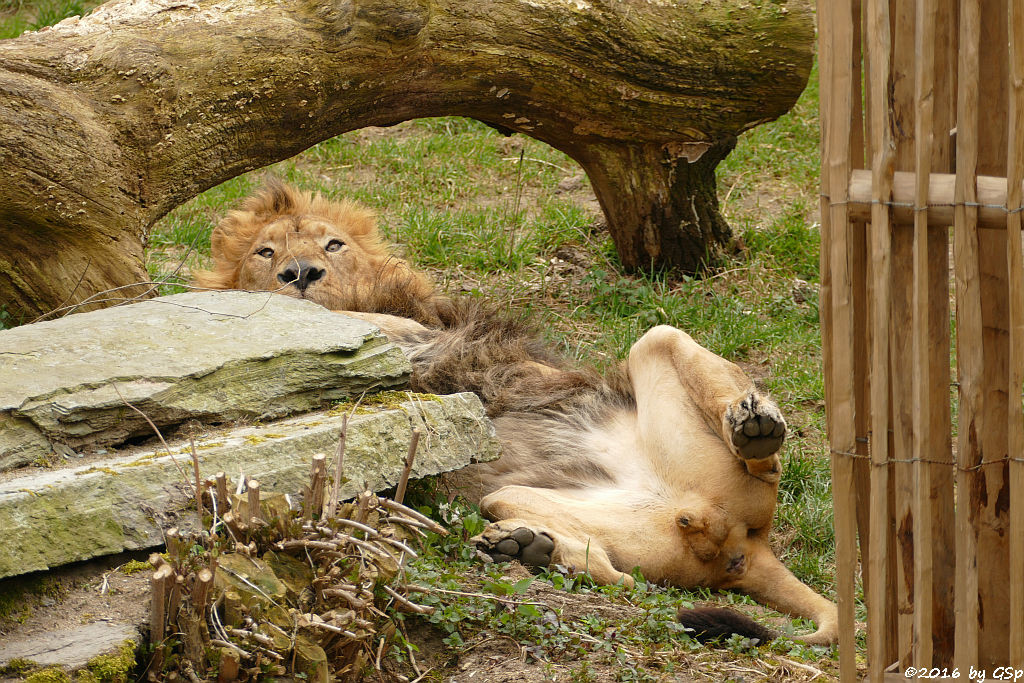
[474,485,636,588]
[627,325,786,481]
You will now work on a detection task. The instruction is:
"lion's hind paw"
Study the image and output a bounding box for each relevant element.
[472,522,555,567]
[725,392,786,461]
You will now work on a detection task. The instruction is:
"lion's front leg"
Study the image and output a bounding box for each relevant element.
[626,325,785,483]
[334,310,430,340]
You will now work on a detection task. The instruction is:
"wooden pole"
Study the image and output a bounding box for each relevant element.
[953,0,982,669]
[326,414,348,519]
[819,0,860,678]
[306,454,327,521]
[867,0,895,677]
[847,169,1024,228]
[911,0,937,666]
[848,7,873,623]
[247,479,261,525]
[215,471,229,517]
[890,3,919,665]
[1006,0,1024,665]
[925,3,957,664]
[975,0,1012,666]
[189,434,203,528]
[394,428,421,506]
[193,568,214,620]
[150,564,173,645]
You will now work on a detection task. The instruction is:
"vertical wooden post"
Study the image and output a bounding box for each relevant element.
[911,0,937,667]
[975,0,1012,668]
[247,479,261,525]
[852,0,873,632]
[1006,0,1024,666]
[890,2,919,663]
[867,0,895,678]
[924,5,957,660]
[820,1,860,679]
[819,0,834,451]
[953,0,982,669]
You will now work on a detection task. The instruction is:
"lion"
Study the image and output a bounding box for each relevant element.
[193,180,839,645]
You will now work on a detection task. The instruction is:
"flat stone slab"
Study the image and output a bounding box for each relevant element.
[0,392,499,580]
[0,622,140,672]
[0,291,411,471]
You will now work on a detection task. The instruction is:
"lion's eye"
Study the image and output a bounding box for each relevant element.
[256,247,274,258]
[325,239,345,253]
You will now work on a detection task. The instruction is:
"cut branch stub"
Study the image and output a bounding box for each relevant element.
[0,0,813,318]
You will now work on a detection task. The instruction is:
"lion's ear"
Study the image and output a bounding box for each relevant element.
[337,202,380,241]
[207,212,254,261]
[191,211,254,290]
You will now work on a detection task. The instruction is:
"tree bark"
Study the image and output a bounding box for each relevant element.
[0,0,813,319]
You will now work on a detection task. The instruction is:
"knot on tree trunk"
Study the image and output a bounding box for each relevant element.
[354,0,429,44]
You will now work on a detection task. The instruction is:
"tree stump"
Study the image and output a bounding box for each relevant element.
[0,0,813,320]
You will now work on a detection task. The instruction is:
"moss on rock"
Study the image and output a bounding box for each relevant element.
[0,657,37,677]
[76,639,137,683]
[23,668,70,683]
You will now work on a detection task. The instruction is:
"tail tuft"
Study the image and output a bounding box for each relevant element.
[677,606,779,644]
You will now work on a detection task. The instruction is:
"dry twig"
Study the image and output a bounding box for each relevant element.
[326,414,348,518]
[395,427,421,505]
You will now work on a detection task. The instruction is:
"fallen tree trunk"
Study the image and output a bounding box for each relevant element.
[0,0,813,320]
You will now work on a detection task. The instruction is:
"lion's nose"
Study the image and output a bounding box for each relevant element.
[277,262,325,292]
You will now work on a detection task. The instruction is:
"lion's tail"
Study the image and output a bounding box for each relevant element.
[676,606,780,645]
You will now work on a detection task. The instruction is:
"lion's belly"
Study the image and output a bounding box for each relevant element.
[526,486,740,588]
[584,408,779,532]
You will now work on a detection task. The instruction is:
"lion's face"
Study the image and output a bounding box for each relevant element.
[194,180,442,322]
[232,214,387,309]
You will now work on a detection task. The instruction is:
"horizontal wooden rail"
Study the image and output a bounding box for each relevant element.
[846,169,1022,228]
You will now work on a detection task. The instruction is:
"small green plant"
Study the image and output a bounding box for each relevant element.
[0,658,36,677]
[0,304,15,330]
[23,668,71,683]
[75,640,137,683]
[117,559,151,576]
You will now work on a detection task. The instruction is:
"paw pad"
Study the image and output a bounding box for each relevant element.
[727,393,786,460]
[474,525,555,567]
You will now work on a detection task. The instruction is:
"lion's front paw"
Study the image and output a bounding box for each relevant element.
[471,521,555,568]
[724,392,786,461]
